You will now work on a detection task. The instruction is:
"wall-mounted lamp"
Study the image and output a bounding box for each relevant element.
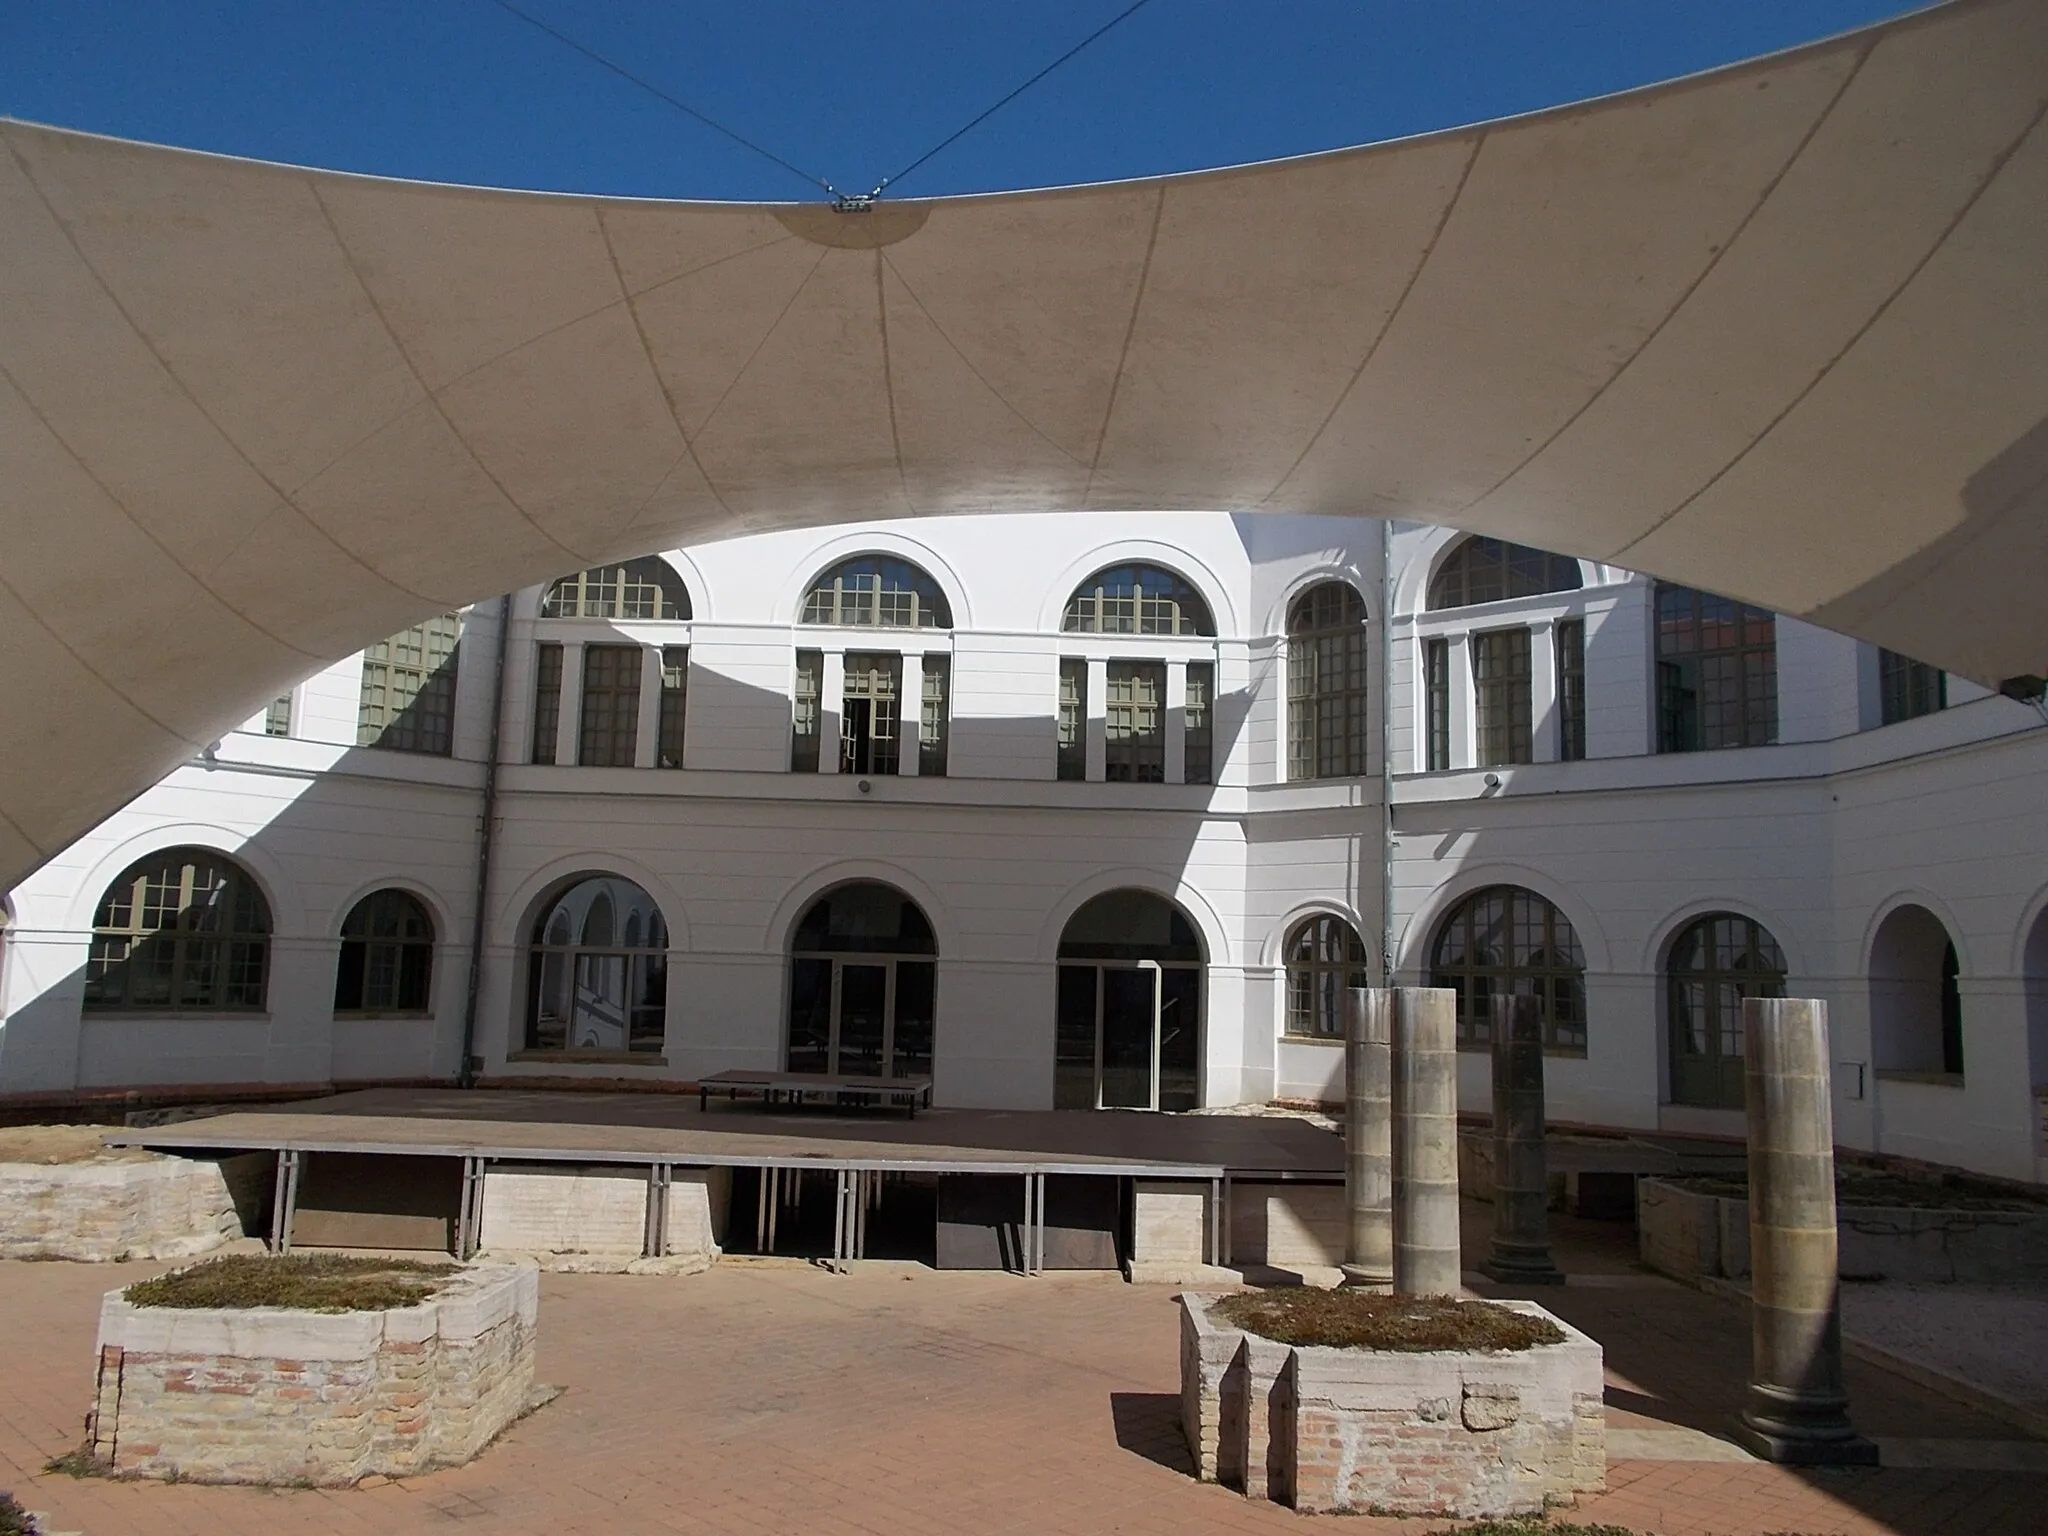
[857,779,872,794]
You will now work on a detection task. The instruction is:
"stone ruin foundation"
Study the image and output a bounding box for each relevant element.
[1180,1292,1605,1517]
[86,1264,539,1485]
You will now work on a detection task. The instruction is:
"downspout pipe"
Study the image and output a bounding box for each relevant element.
[1379,517,1396,988]
[457,593,511,1089]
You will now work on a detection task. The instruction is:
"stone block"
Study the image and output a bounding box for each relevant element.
[1228,1182,1344,1270]
[477,1164,649,1256]
[89,1264,539,1485]
[0,1152,253,1261]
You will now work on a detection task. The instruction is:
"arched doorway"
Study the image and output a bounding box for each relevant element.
[787,882,936,1079]
[1055,891,1203,1111]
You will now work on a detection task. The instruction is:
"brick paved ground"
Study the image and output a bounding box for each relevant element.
[4,1226,2043,1535]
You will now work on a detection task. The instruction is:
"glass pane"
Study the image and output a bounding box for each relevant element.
[1158,968,1200,1112]
[1055,965,1098,1109]
[787,957,832,1073]
[570,953,629,1050]
[837,964,889,1077]
[892,961,935,1079]
[1100,967,1156,1109]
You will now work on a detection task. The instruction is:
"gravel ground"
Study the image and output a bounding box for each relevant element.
[1842,1281,2048,1418]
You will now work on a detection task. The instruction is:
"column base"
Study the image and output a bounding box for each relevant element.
[1479,1245,1566,1286]
[1731,1386,1881,1466]
[1337,1263,1392,1291]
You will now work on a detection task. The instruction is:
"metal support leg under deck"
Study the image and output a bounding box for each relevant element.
[268,1149,302,1255]
[643,1163,671,1259]
[456,1155,485,1260]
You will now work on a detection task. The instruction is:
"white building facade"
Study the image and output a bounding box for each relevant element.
[3,512,2044,1185]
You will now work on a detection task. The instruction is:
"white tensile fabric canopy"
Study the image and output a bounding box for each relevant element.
[2,0,2045,885]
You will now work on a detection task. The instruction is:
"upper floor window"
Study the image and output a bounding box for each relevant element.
[1428,885,1585,1054]
[1063,564,1214,637]
[335,889,435,1016]
[1879,649,1946,725]
[359,613,460,756]
[1655,583,1776,752]
[1284,914,1369,1038]
[1287,581,1368,780]
[802,556,951,629]
[1104,661,1166,782]
[84,848,270,1012]
[1472,627,1533,767]
[1428,537,1582,611]
[542,558,691,621]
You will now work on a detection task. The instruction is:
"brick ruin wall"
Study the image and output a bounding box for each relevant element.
[87,1264,538,1485]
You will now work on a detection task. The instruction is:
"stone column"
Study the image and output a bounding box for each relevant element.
[1731,997,1878,1465]
[1340,987,1393,1288]
[1391,987,1461,1295]
[1481,992,1564,1284]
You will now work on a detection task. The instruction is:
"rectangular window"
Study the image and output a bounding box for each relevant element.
[264,692,292,737]
[358,613,460,756]
[1656,584,1776,752]
[1424,637,1450,771]
[841,652,902,776]
[1879,648,1945,725]
[1556,619,1586,762]
[919,655,950,778]
[1104,661,1167,783]
[657,646,688,768]
[1288,623,1368,780]
[791,649,822,772]
[531,642,562,765]
[1472,627,1532,767]
[578,643,642,767]
[1057,658,1088,781]
[1184,661,1214,785]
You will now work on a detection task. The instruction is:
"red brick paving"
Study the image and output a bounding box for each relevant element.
[3,1251,2043,1536]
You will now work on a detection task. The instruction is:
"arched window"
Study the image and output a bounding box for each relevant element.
[1056,890,1203,1110]
[1869,905,1965,1083]
[1284,914,1369,1038]
[542,557,691,620]
[1287,581,1369,780]
[801,556,951,628]
[788,883,937,1080]
[1428,886,1585,1054]
[1667,913,1787,1109]
[1428,537,1582,611]
[84,848,271,1012]
[1062,564,1214,636]
[334,889,435,1015]
[526,876,667,1054]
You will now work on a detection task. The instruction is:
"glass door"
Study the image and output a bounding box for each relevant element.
[835,963,889,1077]
[1099,964,1160,1109]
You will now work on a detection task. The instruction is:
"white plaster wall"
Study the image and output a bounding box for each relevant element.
[5,509,2047,1185]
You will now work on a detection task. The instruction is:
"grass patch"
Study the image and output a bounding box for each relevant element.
[0,1490,39,1536]
[125,1253,457,1313]
[1213,1290,1565,1352]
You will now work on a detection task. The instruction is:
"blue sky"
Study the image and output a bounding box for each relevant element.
[3,1,1923,201]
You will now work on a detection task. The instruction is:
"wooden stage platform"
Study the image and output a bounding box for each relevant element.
[110,1086,1343,1179]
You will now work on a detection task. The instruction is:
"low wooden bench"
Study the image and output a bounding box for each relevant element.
[696,1069,934,1119]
